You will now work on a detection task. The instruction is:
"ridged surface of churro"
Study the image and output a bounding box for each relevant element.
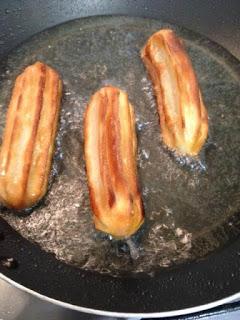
[141,29,208,155]
[0,61,62,209]
[84,86,144,238]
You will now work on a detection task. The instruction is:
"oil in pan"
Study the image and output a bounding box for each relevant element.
[0,16,239,276]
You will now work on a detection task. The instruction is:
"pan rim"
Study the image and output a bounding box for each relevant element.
[1,272,240,318]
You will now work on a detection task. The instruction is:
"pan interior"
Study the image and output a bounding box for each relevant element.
[0,16,239,276]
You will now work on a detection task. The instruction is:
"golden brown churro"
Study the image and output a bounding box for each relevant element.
[84,86,144,238]
[0,61,62,209]
[141,29,208,156]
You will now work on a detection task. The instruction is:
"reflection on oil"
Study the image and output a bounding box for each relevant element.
[0,16,239,276]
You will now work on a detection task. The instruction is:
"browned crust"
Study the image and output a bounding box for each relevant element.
[0,61,62,209]
[84,86,144,238]
[141,29,208,156]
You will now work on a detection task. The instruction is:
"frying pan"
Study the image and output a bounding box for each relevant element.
[0,0,240,318]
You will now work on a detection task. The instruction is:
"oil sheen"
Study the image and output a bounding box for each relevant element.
[0,16,239,276]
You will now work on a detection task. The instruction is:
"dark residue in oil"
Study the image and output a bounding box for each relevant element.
[0,17,239,276]
[0,232,4,241]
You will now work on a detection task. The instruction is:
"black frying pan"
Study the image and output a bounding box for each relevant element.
[0,1,240,318]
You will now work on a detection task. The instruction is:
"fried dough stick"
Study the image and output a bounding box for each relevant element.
[141,29,208,156]
[0,62,62,209]
[84,86,144,238]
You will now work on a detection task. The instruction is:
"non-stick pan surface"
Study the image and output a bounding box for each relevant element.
[0,2,240,318]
